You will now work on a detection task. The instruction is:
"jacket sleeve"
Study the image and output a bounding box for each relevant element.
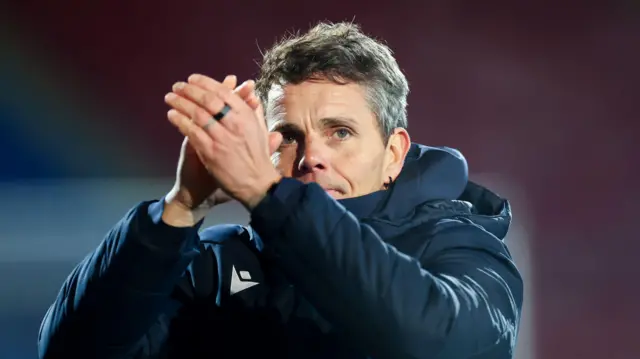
[249,178,524,359]
[37,200,203,359]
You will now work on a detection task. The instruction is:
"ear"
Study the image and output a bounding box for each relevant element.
[383,128,411,182]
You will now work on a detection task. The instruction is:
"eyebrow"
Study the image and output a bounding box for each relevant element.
[270,122,301,133]
[318,116,359,129]
[270,116,359,132]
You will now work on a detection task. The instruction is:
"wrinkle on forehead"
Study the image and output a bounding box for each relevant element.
[264,80,375,133]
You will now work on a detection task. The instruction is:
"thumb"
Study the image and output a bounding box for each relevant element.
[268,131,282,154]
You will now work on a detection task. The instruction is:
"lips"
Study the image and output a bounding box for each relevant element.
[324,188,343,198]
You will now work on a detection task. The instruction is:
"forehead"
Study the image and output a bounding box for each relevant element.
[265,80,374,126]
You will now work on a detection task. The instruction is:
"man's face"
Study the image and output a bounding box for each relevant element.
[266,79,409,199]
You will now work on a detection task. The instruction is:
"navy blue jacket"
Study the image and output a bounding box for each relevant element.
[38,144,523,359]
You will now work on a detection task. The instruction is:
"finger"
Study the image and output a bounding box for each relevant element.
[166,108,193,137]
[164,92,213,128]
[167,75,237,119]
[235,82,267,131]
[166,92,232,144]
[186,74,249,112]
[192,73,237,92]
[226,80,266,130]
[166,109,215,155]
[191,75,259,111]
[171,82,227,118]
[164,91,199,118]
[268,131,283,154]
[253,100,267,132]
[233,80,258,108]
[188,73,233,93]
[245,90,261,111]
[222,75,237,90]
[168,83,232,139]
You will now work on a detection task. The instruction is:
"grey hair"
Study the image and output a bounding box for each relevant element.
[255,21,409,141]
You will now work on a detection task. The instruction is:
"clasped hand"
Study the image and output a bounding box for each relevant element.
[164,74,283,210]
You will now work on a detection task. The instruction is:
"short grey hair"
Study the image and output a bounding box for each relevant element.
[255,22,409,141]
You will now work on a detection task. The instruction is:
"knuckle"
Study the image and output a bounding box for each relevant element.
[226,114,243,132]
[202,92,219,111]
[196,107,211,123]
[185,123,196,137]
[227,123,240,134]
[215,86,233,104]
[209,139,224,155]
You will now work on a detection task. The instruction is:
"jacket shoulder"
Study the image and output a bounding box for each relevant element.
[423,218,513,259]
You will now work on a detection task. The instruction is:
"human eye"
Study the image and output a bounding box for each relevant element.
[331,127,353,141]
[280,131,298,145]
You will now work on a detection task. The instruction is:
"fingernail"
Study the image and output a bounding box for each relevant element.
[172,82,186,91]
[164,92,176,101]
[188,74,201,82]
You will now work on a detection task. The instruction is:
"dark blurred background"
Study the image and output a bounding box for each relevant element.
[0,1,638,358]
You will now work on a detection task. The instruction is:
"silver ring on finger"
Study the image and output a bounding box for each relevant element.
[203,103,230,130]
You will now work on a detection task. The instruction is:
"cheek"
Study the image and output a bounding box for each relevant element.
[273,148,297,176]
[334,147,383,186]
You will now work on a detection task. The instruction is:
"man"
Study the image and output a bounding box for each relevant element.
[38,22,523,359]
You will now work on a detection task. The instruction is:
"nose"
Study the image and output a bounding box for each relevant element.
[297,139,328,174]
